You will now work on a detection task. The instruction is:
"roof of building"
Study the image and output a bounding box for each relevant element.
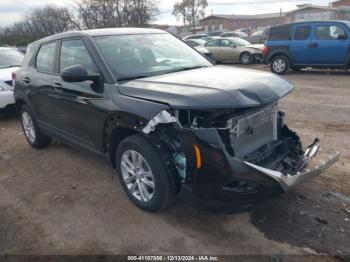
[331,0,348,4]
[199,13,285,22]
[286,4,337,14]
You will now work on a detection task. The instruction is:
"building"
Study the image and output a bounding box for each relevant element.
[198,1,350,34]
[285,4,350,22]
[199,13,285,33]
[331,0,350,7]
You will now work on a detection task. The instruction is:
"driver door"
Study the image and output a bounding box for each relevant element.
[53,38,106,152]
[204,39,223,61]
[220,39,239,62]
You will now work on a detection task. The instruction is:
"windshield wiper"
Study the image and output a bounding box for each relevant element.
[166,65,208,74]
[118,75,149,81]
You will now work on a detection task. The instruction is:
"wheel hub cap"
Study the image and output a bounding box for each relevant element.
[273,59,286,73]
[120,150,155,202]
[242,54,250,64]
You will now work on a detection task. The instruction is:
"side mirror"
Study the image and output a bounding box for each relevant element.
[61,64,104,93]
[337,34,347,40]
[61,64,88,83]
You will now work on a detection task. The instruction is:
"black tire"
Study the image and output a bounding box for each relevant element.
[20,105,51,149]
[116,135,177,212]
[270,55,290,75]
[240,52,253,65]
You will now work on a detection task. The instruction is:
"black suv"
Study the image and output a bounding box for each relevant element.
[14,28,339,212]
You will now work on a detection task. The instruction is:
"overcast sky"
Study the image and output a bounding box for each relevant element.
[0,0,332,26]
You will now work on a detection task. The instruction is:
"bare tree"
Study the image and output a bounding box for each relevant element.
[0,5,79,46]
[172,0,208,30]
[75,0,159,29]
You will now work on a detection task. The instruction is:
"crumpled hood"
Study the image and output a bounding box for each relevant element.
[118,65,294,109]
[247,44,263,51]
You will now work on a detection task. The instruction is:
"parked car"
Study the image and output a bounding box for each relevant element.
[202,37,216,42]
[183,33,209,40]
[0,47,24,110]
[14,28,339,212]
[185,39,214,61]
[221,32,241,37]
[204,37,263,64]
[263,21,350,74]
[243,29,269,44]
[185,39,206,47]
[221,31,249,38]
[207,31,223,37]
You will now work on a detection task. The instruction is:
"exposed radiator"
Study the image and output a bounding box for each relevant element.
[227,104,279,158]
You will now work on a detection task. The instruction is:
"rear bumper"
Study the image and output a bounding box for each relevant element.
[179,128,339,212]
[0,91,14,109]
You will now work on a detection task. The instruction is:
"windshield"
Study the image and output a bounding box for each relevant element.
[231,38,252,46]
[345,22,350,29]
[0,49,24,69]
[94,33,212,79]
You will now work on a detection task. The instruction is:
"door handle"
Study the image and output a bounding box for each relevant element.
[309,42,318,48]
[53,83,63,91]
[23,77,31,84]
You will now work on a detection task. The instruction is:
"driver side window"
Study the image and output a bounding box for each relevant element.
[221,39,233,47]
[60,39,98,75]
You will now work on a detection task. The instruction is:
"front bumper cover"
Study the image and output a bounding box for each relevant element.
[179,128,340,211]
[245,148,340,192]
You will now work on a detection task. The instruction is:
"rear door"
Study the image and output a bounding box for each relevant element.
[27,41,61,133]
[290,24,312,64]
[310,22,349,65]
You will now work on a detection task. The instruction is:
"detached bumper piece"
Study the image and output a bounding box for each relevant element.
[245,139,340,192]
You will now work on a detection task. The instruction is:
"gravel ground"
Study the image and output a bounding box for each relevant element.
[0,66,349,258]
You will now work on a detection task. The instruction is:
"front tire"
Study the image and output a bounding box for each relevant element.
[270,55,290,75]
[116,135,177,212]
[240,52,253,65]
[20,105,51,149]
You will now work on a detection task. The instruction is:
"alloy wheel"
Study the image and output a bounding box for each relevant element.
[120,150,155,202]
[22,111,36,144]
[241,53,252,64]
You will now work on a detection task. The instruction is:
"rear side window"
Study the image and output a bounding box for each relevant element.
[294,26,311,40]
[36,42,57,73]
[268,25,291,41]
[205,39,221,47]
[316,25,346,40]
[60,39,98,75]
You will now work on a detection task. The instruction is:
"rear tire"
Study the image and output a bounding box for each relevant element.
[116,135,177,212]
[20,105,51,149]
[270,55,290,75]
[240,52,253,65]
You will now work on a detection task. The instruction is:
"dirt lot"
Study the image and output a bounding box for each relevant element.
[0,66,349,258]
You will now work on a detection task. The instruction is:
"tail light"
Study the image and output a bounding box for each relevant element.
[12,71,16,89]
[262,45,268,56]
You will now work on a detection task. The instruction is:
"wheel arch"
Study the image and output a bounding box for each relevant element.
[103,113,143,168]
[267,49,293,65]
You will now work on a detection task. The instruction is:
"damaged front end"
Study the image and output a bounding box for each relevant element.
[142,104,340,211]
